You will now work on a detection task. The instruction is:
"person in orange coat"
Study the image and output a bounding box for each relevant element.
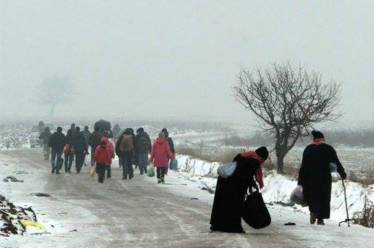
[151,132,174,183]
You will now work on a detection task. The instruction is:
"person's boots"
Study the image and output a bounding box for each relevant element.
[310,213,317,224]
[317,219,325,225]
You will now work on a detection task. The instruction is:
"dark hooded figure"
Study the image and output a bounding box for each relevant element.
[161,128,175,154]
[298,131,347,225]
[115,128,135,180]
[135,128,152,175]
[161,128,175,174]
[89,126,102,166]
[49,127,65,174]
[210,146,269,233]
[72,126,88,173]
[39,126,51,160]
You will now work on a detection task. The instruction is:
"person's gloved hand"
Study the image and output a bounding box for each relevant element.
[341,171,347,180]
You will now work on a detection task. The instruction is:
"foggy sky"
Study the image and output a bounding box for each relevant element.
[1,0,374,127]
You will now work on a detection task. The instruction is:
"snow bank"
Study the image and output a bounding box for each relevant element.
[176,155,374,222]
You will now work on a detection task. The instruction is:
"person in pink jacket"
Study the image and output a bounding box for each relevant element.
[102,134,115,179]
[151,132,174,183]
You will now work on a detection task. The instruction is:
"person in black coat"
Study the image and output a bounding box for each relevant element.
[210,146,269,233]
[72,126,88,174]
[49,127,65,174]
[135,128,152,175]
[89,126,102,166]
[39,127,51,161]
[298,131,347,225]
[162,128,175,154]
[162,128,175,174]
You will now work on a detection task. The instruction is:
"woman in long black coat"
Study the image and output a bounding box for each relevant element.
[298,131,347,225]
[210,146,269,233]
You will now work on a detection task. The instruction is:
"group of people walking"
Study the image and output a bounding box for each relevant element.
[38,123,176,184]
[40,123,348,232]
[39,124,89,174]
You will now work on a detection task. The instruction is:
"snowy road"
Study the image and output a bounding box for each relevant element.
[0,149,373,248]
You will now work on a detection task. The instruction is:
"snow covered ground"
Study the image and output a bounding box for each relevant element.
[0,149,374,247]
[176,155,374,223]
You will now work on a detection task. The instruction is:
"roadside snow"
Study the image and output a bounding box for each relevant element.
[176,155,374,223]
[0,153,98,247]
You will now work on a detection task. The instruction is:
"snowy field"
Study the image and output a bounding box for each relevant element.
[1,122,374,178]
[1,122,374,184]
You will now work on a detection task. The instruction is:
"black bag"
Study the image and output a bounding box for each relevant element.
[242,189,271,229]
[56,157,64,171]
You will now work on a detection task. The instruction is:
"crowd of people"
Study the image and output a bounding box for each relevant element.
[39,124,348,232]
[38,123,176,184]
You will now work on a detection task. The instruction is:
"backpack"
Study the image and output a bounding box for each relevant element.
[120,135,134,152]
[137,134,150,152]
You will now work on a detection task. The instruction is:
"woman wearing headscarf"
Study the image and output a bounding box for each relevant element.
[210,146,269,233]
[298,131,347,225]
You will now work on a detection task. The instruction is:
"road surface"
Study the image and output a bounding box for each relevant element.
[0,149,373,248]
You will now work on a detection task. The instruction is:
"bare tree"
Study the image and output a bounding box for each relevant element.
[36,75,73,116]
[234,63,340,173]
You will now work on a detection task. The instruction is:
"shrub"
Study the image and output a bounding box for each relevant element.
[352,196,374,228]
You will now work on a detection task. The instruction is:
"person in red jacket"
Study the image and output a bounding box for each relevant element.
[102,134,115,179]
[95,139,112,183]
[151,132,174,183]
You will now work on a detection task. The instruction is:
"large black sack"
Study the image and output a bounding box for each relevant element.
[242,191,271,229]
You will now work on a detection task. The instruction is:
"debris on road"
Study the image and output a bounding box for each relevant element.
[3,176,24,183]
[0,194,39,236]
[15,171,29,175]
[284,222,296,226]
[31,193,51,197]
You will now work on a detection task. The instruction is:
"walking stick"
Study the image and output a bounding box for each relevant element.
[339,179,352,227]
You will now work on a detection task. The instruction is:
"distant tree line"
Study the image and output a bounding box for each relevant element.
[323,129,374,147]
[223,129,374,148]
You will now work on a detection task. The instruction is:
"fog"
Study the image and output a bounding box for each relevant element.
[1,0,374,127]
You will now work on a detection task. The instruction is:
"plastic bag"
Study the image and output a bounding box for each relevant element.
[290,185,307,206]
[217,162,237,178]
[147,165,155,177]
[89,165,96,177]
[20,220,47,231]
[329,162,337,172]
[170,159,178,171]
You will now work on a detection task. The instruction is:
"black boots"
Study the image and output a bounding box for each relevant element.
[317,219,325,225]
[310,213,317,224]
